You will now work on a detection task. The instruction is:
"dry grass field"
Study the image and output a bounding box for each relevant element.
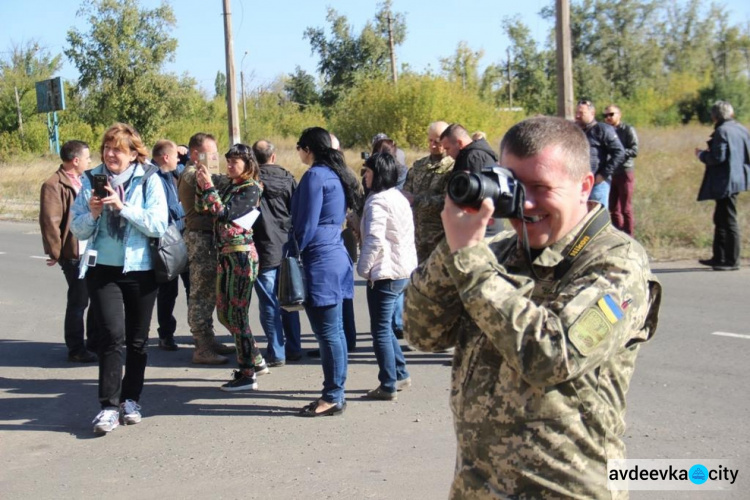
[2,125,748,260]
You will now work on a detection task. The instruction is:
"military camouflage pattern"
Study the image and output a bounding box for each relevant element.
[184,230,217,344]
[403,154,455,263]
[178,163,213,232]
[404,205,662,499]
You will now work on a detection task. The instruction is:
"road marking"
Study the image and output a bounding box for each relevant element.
[712,331,750,340]
[30,255,48,260]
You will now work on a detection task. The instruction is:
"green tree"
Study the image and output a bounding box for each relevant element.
[0,40,62,133]
[304,0,406,106]
[284,66,320,108]
[214,71,227,99]
[439,41,484,92]
[64,0,179,141]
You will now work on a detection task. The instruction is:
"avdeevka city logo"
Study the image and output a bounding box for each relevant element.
[689,464,709,485]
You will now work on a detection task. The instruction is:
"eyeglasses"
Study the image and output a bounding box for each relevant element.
[603,112,616,118]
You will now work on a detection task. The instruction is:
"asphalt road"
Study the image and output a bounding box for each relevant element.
[0,220,748,499]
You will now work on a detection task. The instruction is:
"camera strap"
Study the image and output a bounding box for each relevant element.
[553,204,611,280]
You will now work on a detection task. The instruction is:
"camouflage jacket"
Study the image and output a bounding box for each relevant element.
[404,205,662,499]
[196,177,262,254]
[402,154,455,263]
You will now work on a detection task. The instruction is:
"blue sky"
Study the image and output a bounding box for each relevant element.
[2,0,749,94]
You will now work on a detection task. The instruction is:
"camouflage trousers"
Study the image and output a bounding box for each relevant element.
[216,250,262,370]
[184,231,217,346]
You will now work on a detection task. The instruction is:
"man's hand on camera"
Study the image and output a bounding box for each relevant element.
[442,195,494,253]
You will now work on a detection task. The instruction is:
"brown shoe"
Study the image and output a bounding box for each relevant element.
[211,341,235,355]
[364,386,398,401]
[191,348,228,365]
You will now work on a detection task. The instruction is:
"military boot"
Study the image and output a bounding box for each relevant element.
[211,341,236,355]
[191,339,228,365]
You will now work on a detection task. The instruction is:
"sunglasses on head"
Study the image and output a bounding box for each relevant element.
[577,99,593,107]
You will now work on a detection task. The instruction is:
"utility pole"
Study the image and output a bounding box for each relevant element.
[222,0,240,145]
[556,0,574,119]
[241,51,248,139]
[14,86,25,146]
[387,14,398,84]
[506,48,513,108]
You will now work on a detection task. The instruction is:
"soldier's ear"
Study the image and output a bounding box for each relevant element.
[580,173,595,202]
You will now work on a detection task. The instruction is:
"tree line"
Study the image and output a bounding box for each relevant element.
[1,0,748,159]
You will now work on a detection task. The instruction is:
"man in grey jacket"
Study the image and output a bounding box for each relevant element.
[604,105,639,236]
[695,100,750,271]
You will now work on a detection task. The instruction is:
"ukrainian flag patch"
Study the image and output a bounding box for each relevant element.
[597,294,624,324]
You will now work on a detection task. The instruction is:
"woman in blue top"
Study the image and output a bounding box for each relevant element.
[292,127,362,417]
[71,123,168,435]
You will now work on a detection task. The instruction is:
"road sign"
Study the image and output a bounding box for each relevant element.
[35,77,66,113]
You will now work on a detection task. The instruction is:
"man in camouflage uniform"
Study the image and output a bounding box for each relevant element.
[178,133,235,364]
[405,116,662,499]
[402,121,455,263]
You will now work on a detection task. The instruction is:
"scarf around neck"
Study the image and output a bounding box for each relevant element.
[104,164,136,240]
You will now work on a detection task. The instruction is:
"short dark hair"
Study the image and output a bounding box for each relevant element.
[188,132,217,151]
[252,140,275,165]
[500,116,590,181]
[152,139,176,159]
[364,152,399,193]
[440,123,470,141]
[60,140,89,163]
[225,143,259,181]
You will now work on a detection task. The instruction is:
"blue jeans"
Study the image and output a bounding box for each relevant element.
[305,303,347,403]
[253,266,301,362]
[391,291,404,332]
[589,180,611,205]
[366,278,410,393]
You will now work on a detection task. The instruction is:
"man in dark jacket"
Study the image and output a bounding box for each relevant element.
[251,140,302,366]
[39,140,97,362]
[575,100,626,206]
[440,123,503,235]
[695,100,750,271]
[604,105,639,236]
[151,140,189,351]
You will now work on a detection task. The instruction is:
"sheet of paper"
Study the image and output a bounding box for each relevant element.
[232,208,260,230]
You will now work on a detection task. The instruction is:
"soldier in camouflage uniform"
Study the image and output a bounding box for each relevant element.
[402,121,455,263]
[178,133,235,364]
[404,116,662,499]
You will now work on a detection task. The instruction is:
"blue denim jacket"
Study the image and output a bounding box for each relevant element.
[71,162,168,277]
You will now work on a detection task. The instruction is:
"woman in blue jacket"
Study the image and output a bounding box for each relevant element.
[292,127,362,417]
[71,123,167,435]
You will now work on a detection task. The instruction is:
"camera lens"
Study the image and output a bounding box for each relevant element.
[448,172,482,207]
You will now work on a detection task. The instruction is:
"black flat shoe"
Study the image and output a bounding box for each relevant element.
[299,400,346,417]
[698,258,722,267]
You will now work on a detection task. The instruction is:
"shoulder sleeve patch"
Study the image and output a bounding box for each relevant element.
[569,307,612,356]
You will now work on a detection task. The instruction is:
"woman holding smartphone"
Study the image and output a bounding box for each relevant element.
[71,122,167,435]
[196,144,267,391]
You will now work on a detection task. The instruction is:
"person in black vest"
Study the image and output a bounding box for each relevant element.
[251,140,302,366]
[151,140,189,351]
[440,123,503,235]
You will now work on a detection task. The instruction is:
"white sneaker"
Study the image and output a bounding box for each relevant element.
[120,399,142,425]
[92,407,120,435]
[254,358,270,376]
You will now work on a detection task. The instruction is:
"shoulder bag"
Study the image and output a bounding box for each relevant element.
[277,229,307,311]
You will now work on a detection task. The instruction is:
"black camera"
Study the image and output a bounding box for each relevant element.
[447,166,524,218]
[361,152,370,160]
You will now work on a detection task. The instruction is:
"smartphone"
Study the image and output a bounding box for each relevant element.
[93,174,108,198]
[199,151,221,175]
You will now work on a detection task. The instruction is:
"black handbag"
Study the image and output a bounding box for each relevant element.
[278,231,307,312]
[150,223,189,284]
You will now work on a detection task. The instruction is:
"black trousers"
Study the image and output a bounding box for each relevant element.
[87,265,158,408]
[60,259,97,354]
[713,194,740,266]
[156,269,190,340]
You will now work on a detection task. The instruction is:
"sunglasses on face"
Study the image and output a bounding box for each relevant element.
[603,112,616,118]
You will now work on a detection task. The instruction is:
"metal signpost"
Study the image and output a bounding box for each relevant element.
[35,77,66,154]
